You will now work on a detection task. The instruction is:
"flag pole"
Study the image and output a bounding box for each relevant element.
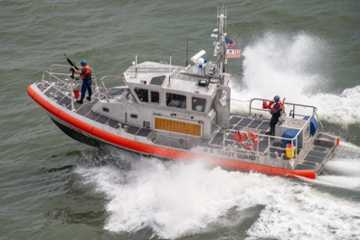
[185,39,189,66]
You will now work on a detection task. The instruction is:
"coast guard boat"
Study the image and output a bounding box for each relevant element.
[28,9,339,179]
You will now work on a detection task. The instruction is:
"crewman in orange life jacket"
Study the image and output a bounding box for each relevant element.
[268,95,283,136]
[74,59,92,104]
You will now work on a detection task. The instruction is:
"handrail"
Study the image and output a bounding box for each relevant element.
[221,127,301,166]
[226,128,298,148]
[228,97,324,167]
[97,75,130,102]
[39,65,104,111]
[249,97,317,116]
[99,75,126,86]
[126,65,182,73]
[248,97,318,149]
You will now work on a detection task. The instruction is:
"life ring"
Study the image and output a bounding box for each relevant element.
[233,131,259,150]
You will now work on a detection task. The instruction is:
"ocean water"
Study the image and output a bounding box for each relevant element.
[1,0,360,239]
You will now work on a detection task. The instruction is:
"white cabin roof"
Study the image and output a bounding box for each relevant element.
[124,61,218,97]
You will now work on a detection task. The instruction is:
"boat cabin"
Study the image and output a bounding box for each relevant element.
[91,61,230,139]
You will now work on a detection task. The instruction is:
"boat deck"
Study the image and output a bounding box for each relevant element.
[296,133,337,172]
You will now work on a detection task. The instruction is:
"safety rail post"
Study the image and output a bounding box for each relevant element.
[291,137,297,168]
[41,72,45,81]
[70,77,75,111]
[93,74,99,96]
[267,134,271,164]
[256,136,259,160]
[135,55,138,78]
[293,138,297,164]
[223,130,226,149]
[98,76,110,102]
[169,56,172,74]
[292,104,295,118]
[249,98,254,115]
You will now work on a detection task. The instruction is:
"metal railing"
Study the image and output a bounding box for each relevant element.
[249,97,317,119]
[248,98,319,153]
[201,98,322,169]
[39,64,105,111]
[124,57,186,81]
[231,128,297,159]
[95,75,128,102]
[204,128,299,169]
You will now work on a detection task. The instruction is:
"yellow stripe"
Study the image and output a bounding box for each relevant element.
[154,117,201,136]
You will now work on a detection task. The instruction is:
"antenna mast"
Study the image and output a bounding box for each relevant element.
[214,6,227,84]
[185,39,189,66]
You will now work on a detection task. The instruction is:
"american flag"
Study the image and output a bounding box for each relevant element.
[226,48,241,59]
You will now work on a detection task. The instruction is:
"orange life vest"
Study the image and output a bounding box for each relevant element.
[81,64,92,81]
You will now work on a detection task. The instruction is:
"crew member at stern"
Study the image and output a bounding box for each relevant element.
[74,59,92,104]
[268,95,283,136]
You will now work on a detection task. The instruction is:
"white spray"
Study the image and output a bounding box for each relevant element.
[232,32,360,124]
[77,159,360,240]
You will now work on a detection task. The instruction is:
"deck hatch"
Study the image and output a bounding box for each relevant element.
[154,117,201,136]
[150,75,166,85]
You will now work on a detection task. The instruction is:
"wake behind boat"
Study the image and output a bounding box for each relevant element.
[27,8,339,179]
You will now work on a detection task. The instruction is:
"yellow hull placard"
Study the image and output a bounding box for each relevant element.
[154,117,202,137]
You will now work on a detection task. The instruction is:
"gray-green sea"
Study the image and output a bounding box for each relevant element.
[1,1,360,239]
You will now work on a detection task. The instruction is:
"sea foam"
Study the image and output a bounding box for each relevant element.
[231,32,360,125]
[77,157,360,240]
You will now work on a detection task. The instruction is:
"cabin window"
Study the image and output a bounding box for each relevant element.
[130,114,138,119]
[151,91,160,103]
[192,97,206,112]
[134,88,148,102]
[166,93,186,109]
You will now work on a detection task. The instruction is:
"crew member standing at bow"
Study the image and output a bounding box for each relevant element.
[74,59,92,104]
[268,95,283,136]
